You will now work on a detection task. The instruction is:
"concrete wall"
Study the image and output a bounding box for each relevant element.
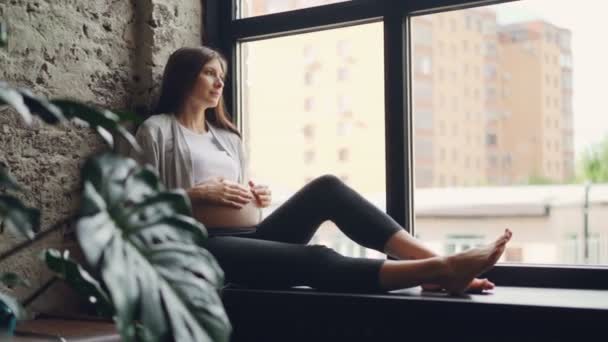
[0,0,202,315]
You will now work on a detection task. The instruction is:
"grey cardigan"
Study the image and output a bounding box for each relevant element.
[132,113,248,190]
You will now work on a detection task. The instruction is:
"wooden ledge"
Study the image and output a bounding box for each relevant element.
[13,317,119,342]
[222,285,608,341]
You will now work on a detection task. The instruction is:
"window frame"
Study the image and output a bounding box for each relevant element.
[204,0,608,290]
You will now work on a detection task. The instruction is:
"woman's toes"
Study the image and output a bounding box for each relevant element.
[467,278,495,293]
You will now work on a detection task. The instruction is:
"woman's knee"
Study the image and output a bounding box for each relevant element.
[306,244,341,263]
[309,174,344,191]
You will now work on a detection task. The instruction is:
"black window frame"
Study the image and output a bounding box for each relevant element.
[204,0,608,290]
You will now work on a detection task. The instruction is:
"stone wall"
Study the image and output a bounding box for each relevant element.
[0,0,202,315]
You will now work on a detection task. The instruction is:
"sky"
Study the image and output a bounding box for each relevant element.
[491,0,608,158]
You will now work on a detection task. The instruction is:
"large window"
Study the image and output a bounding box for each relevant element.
[240,23,386,259]
[412,1,608,267]
[211,0,608,288]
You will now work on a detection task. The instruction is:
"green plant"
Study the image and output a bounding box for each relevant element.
[1,41,230,340]
[43,249,114,318]
[1,148,38,335]
[0,22,7,48]
[525,174,556,185]
[0,272,29,337]
[577,136,608,183]
[0,165,40,239]
[75,153,230,341]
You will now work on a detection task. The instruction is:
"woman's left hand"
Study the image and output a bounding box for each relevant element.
[248,180,272,208]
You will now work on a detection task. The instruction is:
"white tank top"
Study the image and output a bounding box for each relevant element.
[179,125,239,185]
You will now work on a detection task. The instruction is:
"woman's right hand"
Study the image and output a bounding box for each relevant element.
[189,177,254,209]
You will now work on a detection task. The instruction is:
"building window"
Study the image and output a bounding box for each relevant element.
[337,39,352,58]
[416,168,434,187]
[337,94,352,114]
[305,70,315,85]
[338,148,350,162]
[304,149,315,164]
[415,110,433,130]
[415,138,433,159]
[412,22,432,45]
[337,66,350,81]
[484,41,497,57]
[438,67,445,81]
[438,40,445,55]
[486,133,497,146]
[505,247,523,262]
[488,155,498,167]
[302,124,315,140]
[452,122,459,136]
[414,81,433,102]
[415,56,432,75]
[304,97,315,112]
[462,39,469,52]
[337,121,353,136]
[303,45,318,65]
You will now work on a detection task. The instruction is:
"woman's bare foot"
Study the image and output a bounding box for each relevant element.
[438,229,512,295]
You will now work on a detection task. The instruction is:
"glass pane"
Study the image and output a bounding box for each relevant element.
[241,23,385,259]
[240,0,350,18]
[412,0,608,266]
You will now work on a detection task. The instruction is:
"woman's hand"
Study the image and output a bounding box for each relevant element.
[189,177,253,209]
[248,180,272,208]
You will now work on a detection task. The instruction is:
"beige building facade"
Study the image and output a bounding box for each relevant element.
[413,10,574,188]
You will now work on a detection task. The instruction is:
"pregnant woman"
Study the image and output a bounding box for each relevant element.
[133,46,512,294]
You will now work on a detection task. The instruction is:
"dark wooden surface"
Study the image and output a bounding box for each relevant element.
[222,285,608,341]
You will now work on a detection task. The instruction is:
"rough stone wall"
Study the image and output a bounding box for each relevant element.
[136,0,204,112]
[0,0,202,315]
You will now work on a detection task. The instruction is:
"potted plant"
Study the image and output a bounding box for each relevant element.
[0,21,231,341]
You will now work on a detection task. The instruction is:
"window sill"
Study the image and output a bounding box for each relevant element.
[222,285,608,340]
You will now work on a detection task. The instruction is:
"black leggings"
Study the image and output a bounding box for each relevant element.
[203,175,403,292]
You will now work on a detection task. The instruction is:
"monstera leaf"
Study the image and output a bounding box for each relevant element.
[0,81,65,125]
[0,273,30,289]
[76,153,230,342]
[0,83,140,152]
[0,196,40,240]
[0,166,39,240]
[0,272,27,337]
[0,165,20,191]
[0,292,22,337]
[0,22,7,48]
[44,249,113,318]
[52,99,141,153]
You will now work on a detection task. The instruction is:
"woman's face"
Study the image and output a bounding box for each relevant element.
[191,58,225,108]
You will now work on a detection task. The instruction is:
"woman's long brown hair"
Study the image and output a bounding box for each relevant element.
[154,46,240,137]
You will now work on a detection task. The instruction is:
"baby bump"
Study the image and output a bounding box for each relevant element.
[192,201,261,228]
